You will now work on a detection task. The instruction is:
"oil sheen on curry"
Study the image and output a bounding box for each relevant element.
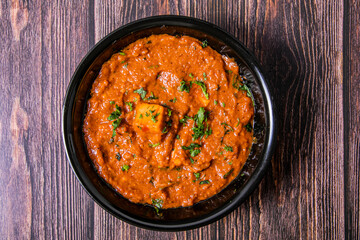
[84,34,254,209]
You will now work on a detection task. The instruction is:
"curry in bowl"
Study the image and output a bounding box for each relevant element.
[83,34,254,209]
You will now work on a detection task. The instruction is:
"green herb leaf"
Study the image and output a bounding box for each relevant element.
[146,92,158,100]
[221,122,234,132]
[119,52,126,56]
[203,72,207,81]
[139,114,143,119]
[245,123,252,132]
[151,113,160,123]
[194,81,209,99]
[109,101,115,105]
[152,198,163,209]
[214,100,218,105]
[121,164,130,171]
[125,102,133,111]
[192,107,211,140]
[194,172,200,180]
[200,180,210,185]
[236,118,240,127]
[224,144,233,152]
[176,135,180,139]
[134,87,147,100]
[179,115,192,124]
[223,169,234,179]
[222,102,225,107]
[182,143,201,157]
[179,80,191,93]
[201,40,208,48]
[232,75,254,105]
[108,105,122,120]
[167,109,172,116]
[111,118,122,137]
[148,143,160,147]
[189,73,194,80]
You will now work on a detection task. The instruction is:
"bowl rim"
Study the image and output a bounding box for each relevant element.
[62,15,277,231]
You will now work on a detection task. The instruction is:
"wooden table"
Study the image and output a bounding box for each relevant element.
[1,0,359,239]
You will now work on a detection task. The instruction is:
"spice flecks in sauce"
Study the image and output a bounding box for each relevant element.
[83,34,254,208]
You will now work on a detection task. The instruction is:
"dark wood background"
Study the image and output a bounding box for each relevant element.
[0,0,359,239]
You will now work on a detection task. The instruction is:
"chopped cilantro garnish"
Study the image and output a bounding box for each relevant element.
[109,101,115,105]
[222,102,225,107]
[161,119,172,134]
[108,105,122,120]
[214,100,218,105]
[179,80,192,93]
[176,135,180,139]
[151,112,160,123]
[169,97,177,103]
[182,143,201,157]
[194,81,209,99]
[149,143,160,147]
[194,172,200,180]
[232,75,254,105]
[190,158,195,164]
[189,73,194,80]
[221,122,234,132]
[139,114,143,119]
[192,107,211,140]
[119,52,126,56]
[236,118,240,127]
[201,39,208,48]
[179,115,192,124]
[224,144,233,152]
[167,109,172,116]
[152,198,163,209]
[223,169,234,179]
[134,87,147,100]
[200,180,210,185]
[108,105,122,137]
[121,164,130,171]
[203,72,207,81]
[125,102,133,111]
[245,123,252,132]
[146,92,158,100]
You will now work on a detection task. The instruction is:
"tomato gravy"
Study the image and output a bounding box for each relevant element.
[83,34,254,209]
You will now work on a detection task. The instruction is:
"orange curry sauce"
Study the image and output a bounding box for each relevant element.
[83,34,254,209]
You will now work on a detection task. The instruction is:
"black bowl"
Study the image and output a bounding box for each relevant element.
[62,15,277,231]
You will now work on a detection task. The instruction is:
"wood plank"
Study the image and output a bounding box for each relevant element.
[39,1,95,239]
[92,0,346,239]
[345,0,360,239]
[0,0,41,238]
[0,0,94,239]
[0,0,350,238]
[245,0,346,239]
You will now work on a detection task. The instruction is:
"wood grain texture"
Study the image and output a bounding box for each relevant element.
[0,0,358,239]
[345,0,360,239]
[0,0,94,239]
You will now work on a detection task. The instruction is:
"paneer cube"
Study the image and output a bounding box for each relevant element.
[198,95,210,107]
[134,103,165,133]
